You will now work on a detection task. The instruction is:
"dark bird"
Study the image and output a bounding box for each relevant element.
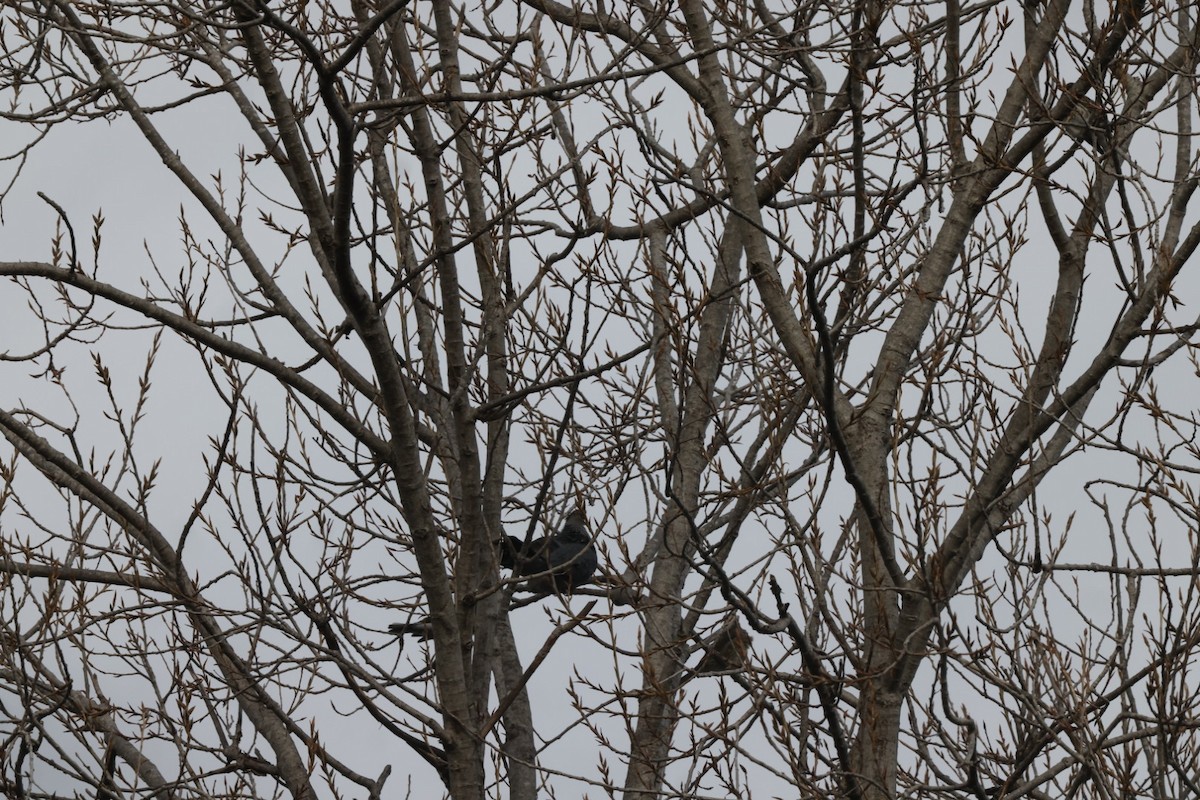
[387,618,433,641]
[499,508,597,593]
[392,510,596,643]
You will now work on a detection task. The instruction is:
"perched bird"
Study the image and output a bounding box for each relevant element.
[387,618,433,639]
[386,617,434,653]
[693,618,751,676]
[391,509,597,642]
[499,508,597,593]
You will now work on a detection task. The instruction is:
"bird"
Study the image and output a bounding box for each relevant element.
[499,508,597,593]
[387,617,434,652]
[387,618,433,640]
[692,618,751,676]
[391,509,598,643]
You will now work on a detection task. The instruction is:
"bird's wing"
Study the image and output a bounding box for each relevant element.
[514,536,553,576]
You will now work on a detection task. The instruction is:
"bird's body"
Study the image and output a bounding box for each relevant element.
[500,509,597,593]
[693,619,751,676]
[386,617,434,653]
[393,508,597,642]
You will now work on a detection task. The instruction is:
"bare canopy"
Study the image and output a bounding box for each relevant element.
[2,1,1200,799]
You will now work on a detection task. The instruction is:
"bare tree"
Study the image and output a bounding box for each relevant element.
[2,0,1200,799]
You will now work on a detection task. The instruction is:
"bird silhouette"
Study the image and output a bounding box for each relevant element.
[499,508,597,593]
[391,509,598,643]
[387,618,433,641]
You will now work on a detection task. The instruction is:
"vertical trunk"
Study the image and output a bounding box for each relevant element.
[622,222,744,798]
[852,690,903,799]
[624,513,692,797]
[845,415,904,799]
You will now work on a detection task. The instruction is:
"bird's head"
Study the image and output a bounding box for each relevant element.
[558,508,590,542]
